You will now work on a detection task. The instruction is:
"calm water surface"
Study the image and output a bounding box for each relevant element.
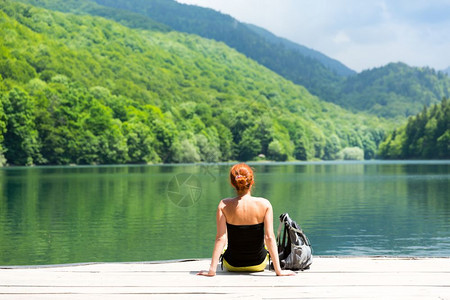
[0,161,449,265]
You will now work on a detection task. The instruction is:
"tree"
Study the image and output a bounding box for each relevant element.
[123,121,160,163]
[152,119,178,163]
[323,134,340,160]
[436,130,450,159]
[268,140,288,161]
[237,128,261,161]
[2,88,41,165]
[337,147,364,160]
[172,139,200,163]
[0,96,6,166]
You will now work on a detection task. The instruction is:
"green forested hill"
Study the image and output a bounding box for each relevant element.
[0,0,388,166]
[81,0,450,119]
[378,97,449,159]
[85,0,348,103]
[15,0,450,120]
[13,0,345,102]
[90,0,450,119]
[337,63,450,119]
[13,0,171,32]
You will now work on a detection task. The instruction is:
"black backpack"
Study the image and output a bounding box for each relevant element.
[276,213,312,271]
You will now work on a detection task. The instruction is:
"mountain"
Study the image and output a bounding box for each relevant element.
[15,0,350,95]
[15,0,450,120]
[0,0,389,166]
[75,0,450,118]
[337,63,450,119]
[244,23,355,77]
[88,0,348,102]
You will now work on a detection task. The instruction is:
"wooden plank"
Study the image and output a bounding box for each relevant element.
[0,257,449,299]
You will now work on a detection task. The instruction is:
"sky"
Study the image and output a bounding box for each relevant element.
[175,0,450,73]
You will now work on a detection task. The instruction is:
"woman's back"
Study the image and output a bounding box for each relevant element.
[222,195,268,225]
[221,194,270,269]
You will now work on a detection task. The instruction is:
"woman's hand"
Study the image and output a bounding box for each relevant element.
[197,270,216,276]
[276,269,296,276]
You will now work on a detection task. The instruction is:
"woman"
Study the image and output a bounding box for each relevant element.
[197,163,295,276]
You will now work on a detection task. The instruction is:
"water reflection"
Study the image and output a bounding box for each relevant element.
[0,161,449,265]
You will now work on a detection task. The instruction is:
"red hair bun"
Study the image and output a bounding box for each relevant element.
[230,163,254,191]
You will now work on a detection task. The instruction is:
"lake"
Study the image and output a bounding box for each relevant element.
[0,161,449,265]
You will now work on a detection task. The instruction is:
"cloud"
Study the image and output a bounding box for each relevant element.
[333,31,351,44]
[176,0,450,72]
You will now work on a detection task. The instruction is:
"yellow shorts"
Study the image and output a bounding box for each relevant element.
[222,254,269,272]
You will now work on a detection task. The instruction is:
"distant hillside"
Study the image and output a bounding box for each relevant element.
[0,0,389,166]
[244,23,355,77]
[337,63,450,119]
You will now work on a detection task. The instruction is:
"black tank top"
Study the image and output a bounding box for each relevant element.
[223,222,267,267]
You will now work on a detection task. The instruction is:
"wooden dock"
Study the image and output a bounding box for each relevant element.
[1,257,449,299]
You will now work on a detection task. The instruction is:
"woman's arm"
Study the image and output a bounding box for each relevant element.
[264,201,295,276]
[197,201,227,276]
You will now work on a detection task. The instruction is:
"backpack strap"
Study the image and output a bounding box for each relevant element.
[289,226,312,247]
[276,221,283,245]
[282,224,288,248]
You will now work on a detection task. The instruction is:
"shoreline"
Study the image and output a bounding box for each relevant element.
[1,159,450,169]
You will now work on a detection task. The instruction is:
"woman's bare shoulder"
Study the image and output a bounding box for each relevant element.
[219,197,235,206]
[252,196,272,207]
